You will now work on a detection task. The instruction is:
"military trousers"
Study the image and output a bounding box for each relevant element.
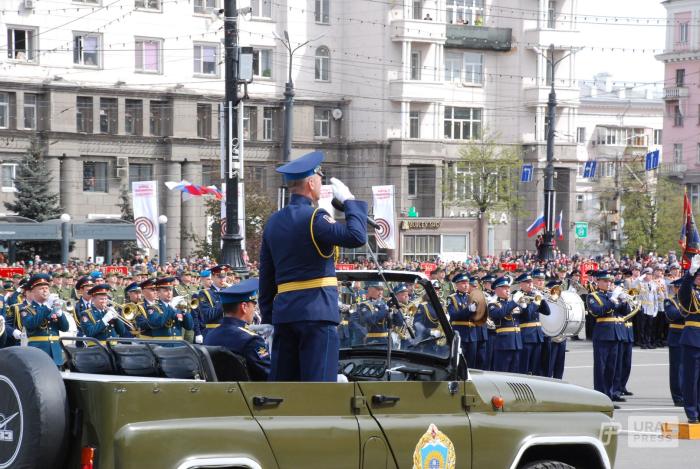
[520,342,542,375]
[613,341,633,397]
[269,321,339,382]
[548,339,566,379]
[493,349,520,373]
[593,340,619,399]
[682,345,700,421]
[474,339,488,370]
[669,345,684,405]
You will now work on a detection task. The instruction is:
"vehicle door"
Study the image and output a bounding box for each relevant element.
[238,382,359,469]
[356,381,472,469]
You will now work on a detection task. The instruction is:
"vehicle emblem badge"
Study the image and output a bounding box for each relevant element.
[412,423,456,469]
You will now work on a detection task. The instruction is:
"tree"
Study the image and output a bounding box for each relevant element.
[116,185,141,260]
[443,132,523,254]
[4,140,63,261]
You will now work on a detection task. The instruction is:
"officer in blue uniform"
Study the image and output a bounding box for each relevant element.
[447,272,478,367]
[147,277,194,341]
[469,276,489,370]
[259,151,368,382]
[612,279,635,400]
[78,284,127,343]
[135,278,159,336]
[545,280,567,379]
[513,272,551,375]
[191,270,213,342]
[5,275,25,308]
[586,270,627,404]
[198,265,228,337]
[480,274,497,370]
[1,279,27,348]
[204,278,270,381]
[22,274,70,366]
[412,280,447,354]
[357,282,397,347]
[488,276,523,373]
[665,278,685,407]
[74,276,94,318]
[678,254,700,423]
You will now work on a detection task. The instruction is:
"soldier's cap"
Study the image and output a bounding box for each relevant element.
[12,273,22,279]
[89,270,103,280]
[671,278,683,287]
[18,278,30,289]
[514,272,532,284]
[481,274,495,284]
[124,282,142,294]
[429,279,441,290]
[392,283,409,294]
[275,150,325,181]
[365,281,384,289]
[88,284,111,296]
[27,274,52,290]
[643,267,653,274]
[75,276,95,290]
[211,264,230,275]
[219,278,259,305]
[530,269,546,279]
[491,276,512,289]
[468,276,479,287]
[139,278,157,290]
[613,279,624,286]
[199,270,212,278]
[451,272,470,284]
[155,277,176,288]
[593,270,614,281]
[546,279,563,289]
[570,269,581,276]
[557,265,568,272]
[433,266,445,273]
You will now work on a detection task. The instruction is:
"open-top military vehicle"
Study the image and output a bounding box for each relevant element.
[0,270,617,469]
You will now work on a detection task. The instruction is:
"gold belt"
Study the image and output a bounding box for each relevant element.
[520,322,541,328]
[596,317,622,323]
[685,321,700,328]
[28,336,60,342]
[496,327,520,333]
[452,321,475,327]
[152,336,184,340]
[277,277,337,294]
[366,332,389,338]
[669,324,685,330]
[340,320,349,326]
[205,324,220,329]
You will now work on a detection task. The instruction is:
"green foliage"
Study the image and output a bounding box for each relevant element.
[117,186,140,260]
[3,140,63,261]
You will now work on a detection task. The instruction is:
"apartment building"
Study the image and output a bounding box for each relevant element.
[0,0,585,261]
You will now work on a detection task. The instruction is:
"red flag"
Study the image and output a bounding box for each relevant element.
[680,191,700,269]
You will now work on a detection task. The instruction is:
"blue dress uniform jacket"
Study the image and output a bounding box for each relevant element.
[6,290,22,307]
[357,299,396,346]
[135,301,154,337]
[488,299,522,373]
[586,291,627,342]
[413,302,444,353]
[22,301,69,366]
[665,297,685,405]
[204,317,271,381]
[518,298,550,376]
[665,298,685,348]
[198,287,222,336]
[1,302,23,347]
[448,292,477,368]
[76,297,91,317]
[147,300,194,340]
[678,273,700,421]
[259,194,368,325]
[79,305,126,342]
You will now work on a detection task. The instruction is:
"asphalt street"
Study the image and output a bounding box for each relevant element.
[561,339,697,469]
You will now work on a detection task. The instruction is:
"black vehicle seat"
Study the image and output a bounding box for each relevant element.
[63,343,116,374]
[110,343,159,377]
[202,346,250,382]
[151,345,204,379]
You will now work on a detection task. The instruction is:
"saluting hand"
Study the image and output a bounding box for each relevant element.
[691,254,700,275]
[330,177,355,203]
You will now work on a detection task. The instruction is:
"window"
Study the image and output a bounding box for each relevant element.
[315,0,329,23]
[444,106,481,140]
[547,0,556,28]
[76,96,93,133]
[252,49,272,78]
[462,52,483,84]
[444,52,462,82]
[23,94,37,130]
[262,107,275,140]
[408,167,419,197]
[128,164,153,186]
[576,163,584,178]
[576,127,585,144]
[314,108,331,139]
[201,162,219,187]
[1,164,17,191]
[197,103,212,138]
[691,184,700,209]
[243,106,257,140]
[409,111,420,138]
[446,0,483,25]
[697,143,700,164]
[194,0,217,14]
[99,98,117,134]
[150,101,169,136]
[402,235,440,261]
[315,46,330,81]
[0,93,7,129]
[680,22,689,44]
[135,38,162,73]
[251,0,271,17]
[443,235,467,253]
[194,43,218,76]
[135,0,160,10]
[83,162,109,192]
[674,143,683,164]
[676,68,685,87]
[595,127,647,146]
[7,27,37,62]
[125,99,143,136]
[653,129,662,145]
[73,33,101,67]
[410,50,422,80]
[674,105,684,127]
[413,0,422,20]
[245,166,267,190]
[576,194,585,211]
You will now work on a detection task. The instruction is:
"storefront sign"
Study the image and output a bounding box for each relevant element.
[500,262,518,272]
[0,267,25,278]
[335,263,355,271]
[102,266,129,276]
[401,220,441,230]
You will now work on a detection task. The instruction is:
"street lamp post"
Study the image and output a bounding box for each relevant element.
[158,215,168,267]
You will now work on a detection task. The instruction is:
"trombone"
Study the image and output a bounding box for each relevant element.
[106,301,138,330]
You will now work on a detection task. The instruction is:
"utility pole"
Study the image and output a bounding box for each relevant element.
[220,0,247,274]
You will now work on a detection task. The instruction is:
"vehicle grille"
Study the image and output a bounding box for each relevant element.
[506,382,537,403]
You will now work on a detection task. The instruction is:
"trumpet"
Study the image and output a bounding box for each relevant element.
[106,301,138,330]
[543,284,562,302]
[171,295,199,311]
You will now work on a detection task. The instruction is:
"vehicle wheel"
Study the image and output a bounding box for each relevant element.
[0,346,68,469]
[521,461,576,469]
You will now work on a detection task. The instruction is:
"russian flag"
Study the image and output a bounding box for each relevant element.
[555,210,564,240]
[526,213,545,238]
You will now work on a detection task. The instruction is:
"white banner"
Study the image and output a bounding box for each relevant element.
[132,181,159,250]
[318,184,335,218]
[372,185,396,249]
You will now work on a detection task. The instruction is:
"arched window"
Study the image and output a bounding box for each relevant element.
[315,46,330,81]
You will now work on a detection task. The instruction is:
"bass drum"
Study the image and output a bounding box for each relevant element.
[540,290,586,342]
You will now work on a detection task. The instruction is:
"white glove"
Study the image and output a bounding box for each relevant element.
[691,254,700,275]
[519,301,528,309]
[512,307,521,315]
[54,308,64,317]
[430,329,442,338]
[13,329,22,340]
[0,315,4,336]
[195,335,204,344]
[102,311,115,325]
[469,302,477,312]
[610,287,622,301]
[330,177,355,203]
[512,291,524,304]
[618,292,629,302]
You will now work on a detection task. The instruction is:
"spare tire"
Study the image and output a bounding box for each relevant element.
[0,347,68,469]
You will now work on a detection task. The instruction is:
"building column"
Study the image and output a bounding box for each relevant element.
[165,161,182,260]
[181,161,200,256]
[45,156,61,204]
[60,156,80,217]
[400,101,409,138]
[402,41,410,80]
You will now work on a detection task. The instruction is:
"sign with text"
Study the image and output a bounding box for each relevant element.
[420,262,437,275]
[575,222,588,239]
[102,266,129,276]
[0,267,25,278]
[335,263,355,271]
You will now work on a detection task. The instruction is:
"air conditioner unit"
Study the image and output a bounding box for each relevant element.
[116,156,128,167]
[24,0,34,10]
[116,168,128,179]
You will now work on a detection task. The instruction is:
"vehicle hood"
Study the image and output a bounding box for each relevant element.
[470,370,614,414]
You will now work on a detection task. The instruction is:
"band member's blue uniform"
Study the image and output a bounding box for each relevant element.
[78,284,127,342]
[665,278,685,407]
[678,259,700,423]
[22,274,69,366]
[488,276,523,373]
[447,273,478,367]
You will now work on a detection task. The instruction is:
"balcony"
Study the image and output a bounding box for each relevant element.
[388,80,445,102]
[445,24,512,52]
[522,28,581,49]
[391,19,446,44]
[523,86,580,106]
[389,139,446,162]
[663,86,689,100]
[659,162,687,178]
